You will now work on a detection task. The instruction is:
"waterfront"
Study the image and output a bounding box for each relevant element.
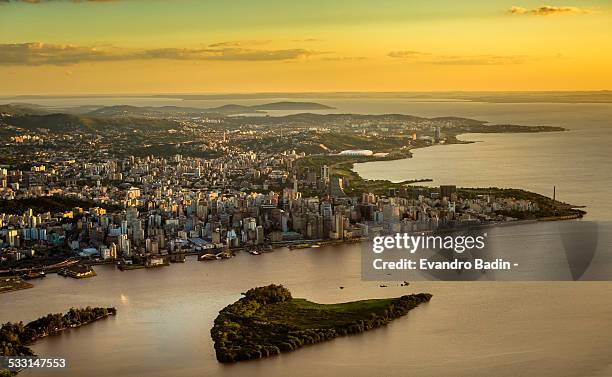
[2,226,612,377]
[2,100,612,376]
[351,102,612,221]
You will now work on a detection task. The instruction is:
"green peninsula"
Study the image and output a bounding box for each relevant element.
[211,284,431,363]
[0,307,116,365]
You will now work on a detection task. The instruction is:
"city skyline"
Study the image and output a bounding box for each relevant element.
[1,0,612,94]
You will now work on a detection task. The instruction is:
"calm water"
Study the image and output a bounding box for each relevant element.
[353,102,612,221]
[2,99,612,376]
[3,235,612,377]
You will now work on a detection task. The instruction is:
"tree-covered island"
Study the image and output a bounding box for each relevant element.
[0,307,116,375]
[211,284,431,363]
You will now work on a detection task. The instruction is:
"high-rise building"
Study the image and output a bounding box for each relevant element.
[434,126,441,143]
[320,202,333,219]
[256,225,265,245]
[321,165,330,183]
[7,229,19,247]
[333,213,344,239]
[440,185,457,201]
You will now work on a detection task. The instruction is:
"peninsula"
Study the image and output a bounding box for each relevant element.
[211,284,432,362]
[0,307,117,365]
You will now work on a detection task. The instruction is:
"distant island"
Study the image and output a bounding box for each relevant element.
[211,101,335,113]
[210,284,431,363]
[144,91,612,104]
[0,307,116,375]
[0,101,335,119]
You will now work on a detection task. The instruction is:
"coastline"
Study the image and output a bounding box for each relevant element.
[211,285,432,363]
[338,131,586,216]
[24,310,117,347]
[0,277,34,295]
[0,307,117,376]
[0,129,586,282]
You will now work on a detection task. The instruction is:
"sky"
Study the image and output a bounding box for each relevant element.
[0,0,611,95]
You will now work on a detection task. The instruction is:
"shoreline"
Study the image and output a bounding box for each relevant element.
[0,277,34,295]
[1,130,586,282]
[211,285,432,363]
[337,131,586,216]
[24,311,117,347]
[0,214,584,281]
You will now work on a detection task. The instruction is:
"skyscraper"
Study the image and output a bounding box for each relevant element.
[321,165,330,183]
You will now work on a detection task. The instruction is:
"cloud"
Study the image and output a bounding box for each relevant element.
[292,38,321,43]
[321,56,367,61]
[388,50,424,59]
[0,42,324,65]
[388,50,526,65]
[508,5,593,16]
[0,0,117,3]
[0,43,128,65]
[207,40,271,48]
[141,47,321,61]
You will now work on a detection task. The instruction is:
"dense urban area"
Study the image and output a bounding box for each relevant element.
[0,102,582,288]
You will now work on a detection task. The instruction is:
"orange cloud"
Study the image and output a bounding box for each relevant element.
[0,0,116,3]
[0,42,325,65]
[388,50,526,65]
[508,5,594,16]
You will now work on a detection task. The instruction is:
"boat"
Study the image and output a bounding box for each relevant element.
[21,271,46,280]
[117,263,145,271]
[169,254,186,263]
[59,265,97,279]
[198,253,220,261]
[145,257,170,268]
[248,250,260,255]
[289,243,312,250]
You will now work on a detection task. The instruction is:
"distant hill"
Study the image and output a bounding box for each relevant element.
[206,104,254,113]
[85,101,334,117]
[86,105,215,117]
[2,101,335,119]
[0,103,50,116]
[251,101,334,110]
[0,112,177,133]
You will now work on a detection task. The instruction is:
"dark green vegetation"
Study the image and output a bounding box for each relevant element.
[211,284,432,363]
[241,129,417,155]
[296,154,584,218]
[312,132,411,151]
[0,112,176,134]
[297,153,430,196]
[0,195,120,215]
[0,307,116,362]
[458,188,585,219]
[0,104,48,116]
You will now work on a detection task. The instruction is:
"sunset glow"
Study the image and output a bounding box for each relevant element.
[0,0,611,94]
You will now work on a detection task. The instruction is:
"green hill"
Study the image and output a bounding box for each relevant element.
[0,112,177,133]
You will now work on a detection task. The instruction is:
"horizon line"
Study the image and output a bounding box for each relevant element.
[1,90,612,99]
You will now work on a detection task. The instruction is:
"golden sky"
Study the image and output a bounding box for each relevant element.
[0,0,610,94]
